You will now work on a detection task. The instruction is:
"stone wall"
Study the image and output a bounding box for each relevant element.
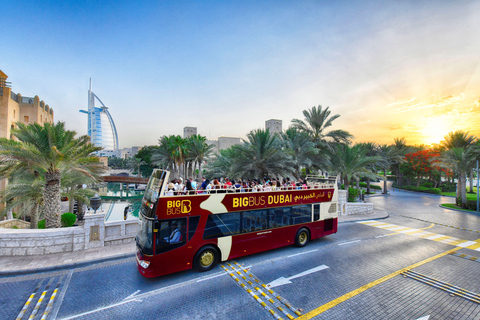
[0,219,31,229]
[0,213,139,256]
[337,190,374,216]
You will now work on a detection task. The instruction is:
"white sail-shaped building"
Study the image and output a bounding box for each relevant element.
[80,79,119,153]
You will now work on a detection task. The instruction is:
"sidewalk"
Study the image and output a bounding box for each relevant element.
[0,209,388,277]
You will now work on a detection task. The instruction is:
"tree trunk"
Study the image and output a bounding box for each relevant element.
[77,200,85,220]
[30,203,39,229]
[469,169,474,193]
[460,172,467,208]
[383,169,388,194]
[366,177,371,194]
[44,170,62,228]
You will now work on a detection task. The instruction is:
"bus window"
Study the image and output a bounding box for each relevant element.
[313,204,320,221]
[137,217,153,255]
[204,212,241,239]
[242,210,268,232]
[269,208,287,228]
[156,218,186,254]
[188,216,200,241]
[292,205,311,225]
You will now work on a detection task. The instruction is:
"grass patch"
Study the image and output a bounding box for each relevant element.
[441,191,479,201]
[441,203,480,212]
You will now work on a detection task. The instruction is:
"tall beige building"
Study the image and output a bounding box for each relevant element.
[0,70,54,214]
[0,70,54,139]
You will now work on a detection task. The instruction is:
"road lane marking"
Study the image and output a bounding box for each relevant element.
[287,249,318,258]
[222,262,301,319]
[358,221,480,250]
[338,240,361,246]
[16,280,44,320]
[268,265,329,288]
[297,247,458,319]
[50,269,73,320]
[400,215,480,233]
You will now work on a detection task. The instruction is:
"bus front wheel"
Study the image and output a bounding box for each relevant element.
[194,246,219,272]
[295,228,310,247]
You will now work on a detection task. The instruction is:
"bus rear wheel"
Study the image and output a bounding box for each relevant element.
[295,228,310,247]
[194,246,219,272]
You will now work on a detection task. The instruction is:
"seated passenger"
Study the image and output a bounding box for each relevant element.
[164,222,182,243]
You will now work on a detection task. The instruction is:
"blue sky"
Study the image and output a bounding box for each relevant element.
[2,1,480,148]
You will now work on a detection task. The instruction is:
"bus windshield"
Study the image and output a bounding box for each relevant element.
[141,170,167,219]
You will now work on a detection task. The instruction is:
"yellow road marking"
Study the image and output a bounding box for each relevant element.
[297,247,458,319]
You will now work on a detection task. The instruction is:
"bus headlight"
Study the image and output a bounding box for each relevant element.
[139,260,150,269]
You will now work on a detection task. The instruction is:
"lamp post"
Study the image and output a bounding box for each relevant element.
[90,194,102,214]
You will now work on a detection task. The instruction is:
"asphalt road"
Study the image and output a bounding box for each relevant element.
[3,191,480,320]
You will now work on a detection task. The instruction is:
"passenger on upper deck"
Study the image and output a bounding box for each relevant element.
[166,183,175,196]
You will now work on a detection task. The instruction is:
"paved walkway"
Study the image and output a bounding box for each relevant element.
[0,208,387,277]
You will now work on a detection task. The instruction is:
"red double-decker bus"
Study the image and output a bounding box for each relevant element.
[135,170,338,278]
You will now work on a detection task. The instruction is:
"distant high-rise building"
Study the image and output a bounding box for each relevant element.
[265,119,282,134]
[80,79,119,153]
[184,126,197,138]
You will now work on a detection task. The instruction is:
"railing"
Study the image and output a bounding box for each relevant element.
[164,181,336,196]
[10,92,18,102]
[21,96,34,104]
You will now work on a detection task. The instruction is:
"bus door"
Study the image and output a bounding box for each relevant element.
[154,218,191,273]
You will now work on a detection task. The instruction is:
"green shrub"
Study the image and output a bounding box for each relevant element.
[441,182,456,192]
[358,182,382,190]
[394,184,441,195]
[348,187,359,202]
[61,212,77,227]
[38,219,45,229]
[12,226,18,229]
[420,182,433,188]
[456,197,478,210]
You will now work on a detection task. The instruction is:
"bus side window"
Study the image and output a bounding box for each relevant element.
[156,218,186,254]
[313,204,320,221]
[188,216,200,241]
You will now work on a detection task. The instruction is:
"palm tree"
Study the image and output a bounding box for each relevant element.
[0,174,44,228]
[442,147,479,208]
[291,105,352,150]
[356,142,380,193]
[441,131,477,198]
[0,122,104,228]
[391,138,409,185]
[377,144,404,194]
[328,143,382,189]
[231,129,294,179]
[152,135,177,175]
[281,128,319,179]
[187,135,214,179]
[206,147,237,178]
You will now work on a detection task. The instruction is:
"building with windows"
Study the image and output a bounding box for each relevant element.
[0,70,54,139]
[265,119,282,134]
[183,126,197,138]
[0,69,55,214]
[80,79,119,154]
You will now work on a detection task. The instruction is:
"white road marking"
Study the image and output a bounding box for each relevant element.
[457,241,477,248]
[287,249,318,258]
[425,234,445,240]
[268,265,329,288]
[338,240,361,246]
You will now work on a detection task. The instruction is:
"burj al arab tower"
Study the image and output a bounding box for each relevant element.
[80,79,119,151]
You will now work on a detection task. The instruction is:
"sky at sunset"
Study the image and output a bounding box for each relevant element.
[1,1,480,148]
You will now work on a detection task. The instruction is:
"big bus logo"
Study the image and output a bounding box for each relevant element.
[166,200,192,215]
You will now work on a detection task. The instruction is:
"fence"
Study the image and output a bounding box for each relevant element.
[0,213,139,256]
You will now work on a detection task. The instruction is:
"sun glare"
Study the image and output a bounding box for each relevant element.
[421,117,449,145]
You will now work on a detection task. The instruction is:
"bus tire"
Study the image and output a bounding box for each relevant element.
[194,246,219,272]
[295,228,310,247]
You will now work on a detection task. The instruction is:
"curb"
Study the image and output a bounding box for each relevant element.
[338,210,389,224]
[439,204,480,216]
[0,252,136,277]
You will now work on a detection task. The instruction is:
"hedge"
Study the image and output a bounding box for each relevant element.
[394,184,442,195]
[359,182,382,190]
